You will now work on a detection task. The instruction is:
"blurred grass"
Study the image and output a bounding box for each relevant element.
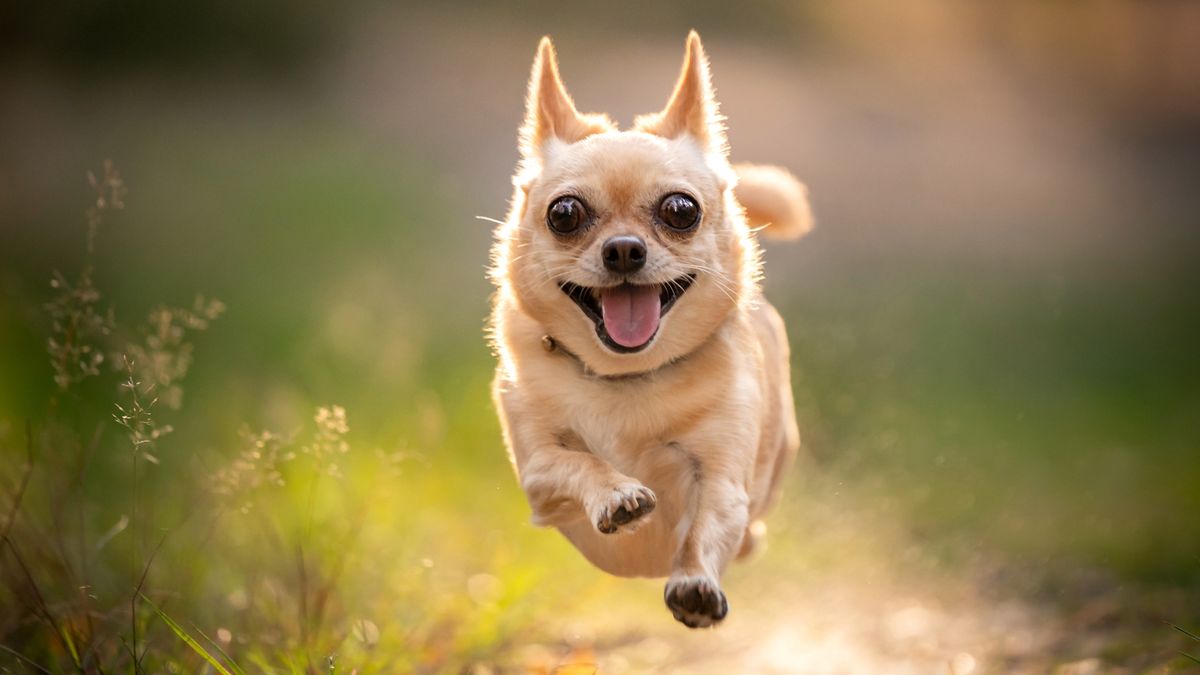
[1,53,1198,671]
[777,262,1200,582]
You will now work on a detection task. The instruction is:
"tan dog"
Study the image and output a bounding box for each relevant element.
[489,31,812,628]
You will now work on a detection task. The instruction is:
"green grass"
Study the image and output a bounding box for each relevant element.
[777,263,1200,583]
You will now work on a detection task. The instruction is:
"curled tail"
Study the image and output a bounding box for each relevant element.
[733,163,814,241]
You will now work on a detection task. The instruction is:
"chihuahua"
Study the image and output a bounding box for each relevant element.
[488,31,812,628]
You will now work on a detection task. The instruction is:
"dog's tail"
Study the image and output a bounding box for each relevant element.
[733,163,814,241]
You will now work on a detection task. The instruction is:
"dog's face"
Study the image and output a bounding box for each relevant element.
[495,33,757,376]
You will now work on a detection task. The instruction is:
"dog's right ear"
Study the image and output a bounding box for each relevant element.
[519,38,614,162]
[634,32,726,156]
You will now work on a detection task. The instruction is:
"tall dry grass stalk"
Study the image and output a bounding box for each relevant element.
[2,163,232,673]
[1,162,390,674]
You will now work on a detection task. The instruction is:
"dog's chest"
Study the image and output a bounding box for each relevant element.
[559,375,705,472]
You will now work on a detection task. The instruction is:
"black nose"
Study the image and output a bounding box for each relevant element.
[601,236,647,274]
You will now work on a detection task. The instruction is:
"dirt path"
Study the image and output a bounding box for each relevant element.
[475,467,1198,674]
[511,525,1194,674]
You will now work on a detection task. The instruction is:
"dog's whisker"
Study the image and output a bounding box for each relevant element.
[669,259,739,301]
[687,270,740,304]
[676,262,740,297]
[536,263,577,285]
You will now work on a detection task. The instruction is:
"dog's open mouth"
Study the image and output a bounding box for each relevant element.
[559,274,697,353]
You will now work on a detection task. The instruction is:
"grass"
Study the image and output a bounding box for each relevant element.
[777,262,1200,582]
[1,95,1198,672]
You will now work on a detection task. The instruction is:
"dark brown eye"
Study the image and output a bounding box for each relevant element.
[547,196,586,234]
[658,193,700,231]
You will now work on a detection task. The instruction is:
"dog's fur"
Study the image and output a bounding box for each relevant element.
[488,32,812,628]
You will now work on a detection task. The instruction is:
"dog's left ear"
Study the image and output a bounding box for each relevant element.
[635,31,726,156]
[519,37,614,162]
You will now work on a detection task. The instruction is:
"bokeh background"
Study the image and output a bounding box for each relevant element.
[2,2,1198,672]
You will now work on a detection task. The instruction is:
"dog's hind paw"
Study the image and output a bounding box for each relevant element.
[665,575,728,628]
[593,483,656,534]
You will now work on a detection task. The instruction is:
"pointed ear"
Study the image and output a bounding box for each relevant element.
[519,37,614,160]
[635,31,726,154]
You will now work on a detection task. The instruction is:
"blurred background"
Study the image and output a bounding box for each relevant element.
[1,1,1198,672]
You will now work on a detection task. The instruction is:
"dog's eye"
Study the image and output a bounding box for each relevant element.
[658,193,701,231]
[547,196,586,235]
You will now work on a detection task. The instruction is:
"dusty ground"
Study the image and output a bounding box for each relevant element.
[506,508,1198,674]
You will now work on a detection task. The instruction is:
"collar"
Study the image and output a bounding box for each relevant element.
[540,334,671,382]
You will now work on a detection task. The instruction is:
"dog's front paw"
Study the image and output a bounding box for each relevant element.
[664,575,728,628]
[593,483,656,534]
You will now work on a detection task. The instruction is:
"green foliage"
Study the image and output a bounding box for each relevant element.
[0,163,591,672]
[143,593,239,675]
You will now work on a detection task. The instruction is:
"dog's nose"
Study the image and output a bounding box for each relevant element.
[602,236,647,274]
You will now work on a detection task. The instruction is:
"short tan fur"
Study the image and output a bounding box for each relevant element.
[489,31,812,628]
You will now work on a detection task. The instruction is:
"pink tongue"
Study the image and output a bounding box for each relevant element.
[600,285,661,348]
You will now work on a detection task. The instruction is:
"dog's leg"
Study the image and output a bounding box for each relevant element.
[735,519,767,561]
[664,448,751,628]
[512,429,656,534]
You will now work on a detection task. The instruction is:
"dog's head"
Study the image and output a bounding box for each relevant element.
[494,32,793,376]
